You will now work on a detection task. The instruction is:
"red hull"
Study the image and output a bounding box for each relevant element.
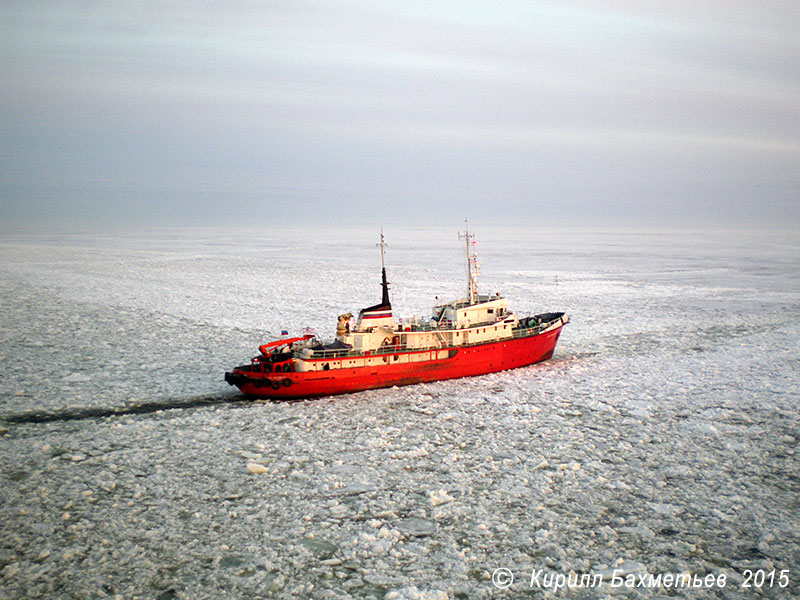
[228,325,565,400]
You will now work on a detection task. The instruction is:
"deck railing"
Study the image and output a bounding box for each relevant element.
[294,318,561,361]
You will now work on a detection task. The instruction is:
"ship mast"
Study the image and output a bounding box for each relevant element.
[459,220,479,305]
[377,228,390,306]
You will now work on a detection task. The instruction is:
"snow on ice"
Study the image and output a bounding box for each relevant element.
[0,225,798,599]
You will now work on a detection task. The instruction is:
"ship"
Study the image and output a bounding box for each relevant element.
[224,225,568,399]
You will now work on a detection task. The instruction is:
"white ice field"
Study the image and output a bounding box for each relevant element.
[1,225,798,599]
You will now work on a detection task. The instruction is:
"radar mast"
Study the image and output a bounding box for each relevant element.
[459,220,480,305]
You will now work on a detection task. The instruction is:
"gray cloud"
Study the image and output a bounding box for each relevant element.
[2,1,798,230]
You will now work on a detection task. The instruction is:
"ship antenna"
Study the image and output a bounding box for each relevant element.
[459,220,479,304]
[377,228,390,306]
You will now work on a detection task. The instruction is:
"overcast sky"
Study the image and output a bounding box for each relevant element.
[2,1,799,231]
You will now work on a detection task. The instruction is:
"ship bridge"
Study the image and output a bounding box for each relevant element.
[433,294,512,329]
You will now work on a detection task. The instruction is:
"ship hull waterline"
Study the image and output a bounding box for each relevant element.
[225,324,565,400]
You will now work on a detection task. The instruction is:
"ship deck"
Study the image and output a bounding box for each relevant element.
[298,312,565,360]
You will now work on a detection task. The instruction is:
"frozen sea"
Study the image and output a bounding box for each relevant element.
[1,225,798,600]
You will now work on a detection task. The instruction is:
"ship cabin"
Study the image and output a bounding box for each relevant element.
[334,293,518,355]
[321,227,519,355]
[425,294,518,348]
[432,294,511,329]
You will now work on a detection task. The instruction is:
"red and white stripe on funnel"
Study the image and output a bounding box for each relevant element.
[361,309,393,320]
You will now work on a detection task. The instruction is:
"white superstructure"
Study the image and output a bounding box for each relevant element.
[333,223,519,354]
